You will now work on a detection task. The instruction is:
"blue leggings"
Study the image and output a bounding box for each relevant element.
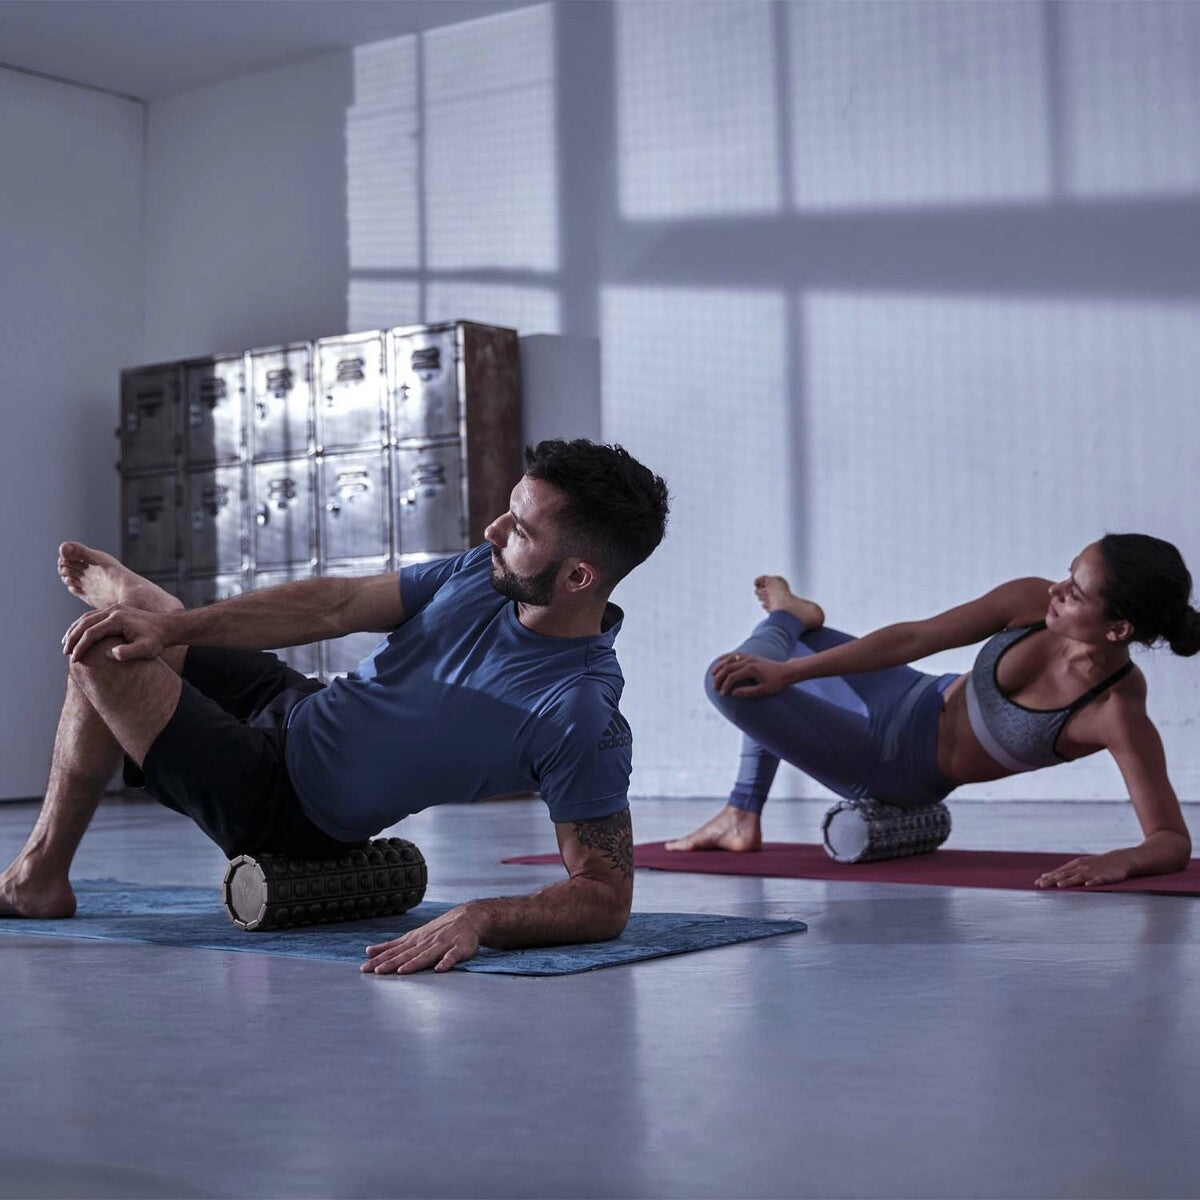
[708,612,957,813]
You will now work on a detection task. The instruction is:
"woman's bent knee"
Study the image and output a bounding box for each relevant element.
[704,659,758,723]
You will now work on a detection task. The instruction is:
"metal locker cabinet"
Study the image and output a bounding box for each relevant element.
[319,559,391,680]
[389,323,460,442]
[183,354,246,466]
[185,465,246,575]
[120,363,181,473]
[318,449,390,566]
[183,572,248,610]
[251,458,316,571]
[148,576,183,605]
[249,567,322,678]
[314,332,387,452]
[248,342,312,462]
[458,322,522,543]
[121,472,179,577]
[391,440,468,556]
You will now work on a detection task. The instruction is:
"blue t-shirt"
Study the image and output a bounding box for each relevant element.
[284,545,632,841]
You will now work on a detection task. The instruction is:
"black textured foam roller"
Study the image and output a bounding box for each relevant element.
[821,798,952,863]
[222,837,427,931]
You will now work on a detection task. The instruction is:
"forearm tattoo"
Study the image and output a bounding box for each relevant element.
[574,810,634,881]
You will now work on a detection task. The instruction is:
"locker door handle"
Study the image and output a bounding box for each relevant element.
[266,479,296,508]
[255,503,270,527]
[325,499,342,516]
[266,368,293,398]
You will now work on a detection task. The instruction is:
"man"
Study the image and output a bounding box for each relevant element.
[0,439,670,974]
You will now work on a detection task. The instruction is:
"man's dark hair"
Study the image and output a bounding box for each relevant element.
[523,439,669,591]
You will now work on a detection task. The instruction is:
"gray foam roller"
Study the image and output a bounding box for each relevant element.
[822,798,951,863]
[222,837,427,931]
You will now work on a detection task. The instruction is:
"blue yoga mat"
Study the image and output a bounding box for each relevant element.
[0,880,805,975]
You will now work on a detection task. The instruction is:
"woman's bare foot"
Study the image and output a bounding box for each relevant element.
[664,804,763,853]
[754,575,825,630]
[0,862,76,919]
[58,542,180,614]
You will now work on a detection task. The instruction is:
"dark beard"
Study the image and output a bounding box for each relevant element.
[490,554,561,607]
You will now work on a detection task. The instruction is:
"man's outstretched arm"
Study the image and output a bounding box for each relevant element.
[63,572,406,662]
[361,809,635,974]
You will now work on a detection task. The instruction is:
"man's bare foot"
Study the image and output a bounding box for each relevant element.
[0,863,76,919]
[754,575,825,630]
[664,804,763,853]
[58,542,180,613]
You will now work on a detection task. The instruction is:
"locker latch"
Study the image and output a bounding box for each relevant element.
[135,494,165,520]
[133,388,165,423]
[266,478,297,509]
[335,357,366,384]
[199,378,228,406]
[197,484,230,519]
[401,461,446,505]
[266,368,293,399]
[411,346,441,379]
[326,469,371,516]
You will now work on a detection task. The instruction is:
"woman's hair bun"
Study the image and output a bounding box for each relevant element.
[1167,606,1200,658]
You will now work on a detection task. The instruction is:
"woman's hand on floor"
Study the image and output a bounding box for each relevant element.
[711,653,792,697]
[1035,849,1136,889]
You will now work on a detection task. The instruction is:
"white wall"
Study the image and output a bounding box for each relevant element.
[0,68,144,797]
[135,0,1200,803]
[143,53,352,361]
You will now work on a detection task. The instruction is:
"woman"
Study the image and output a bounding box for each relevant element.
[667,534,1197,887]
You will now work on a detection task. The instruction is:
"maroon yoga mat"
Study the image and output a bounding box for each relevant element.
[503,842,1200,894]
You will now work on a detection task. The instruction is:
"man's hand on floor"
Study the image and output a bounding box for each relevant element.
[361,903,485,974]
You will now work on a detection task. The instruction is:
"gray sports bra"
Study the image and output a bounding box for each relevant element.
[965,623,1133,773]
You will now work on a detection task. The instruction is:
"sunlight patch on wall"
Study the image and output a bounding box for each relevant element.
[1060,0,1200,197]
[601,286,790,791]
[786,0,1051,209]
[347,279,421,332]
[615,0,782,219]
[353,36,418,109]
[424,4,558,271]
[424,281,559,334]
[346,102,420,271]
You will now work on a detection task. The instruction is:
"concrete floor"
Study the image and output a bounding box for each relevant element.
[1,793,1199,1200]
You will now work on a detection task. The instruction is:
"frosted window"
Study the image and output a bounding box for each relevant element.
[787,0,1051,208]
[424,281,559,334]
[346,104,420,271]
[347,279,421,332]
[616,0,782,218]
[1061,1,1200,196]
[601,286,789,791]
[424,4,558,270]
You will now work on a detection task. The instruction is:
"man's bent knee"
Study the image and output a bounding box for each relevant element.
[66,637,182,765]
[67,636,128,679]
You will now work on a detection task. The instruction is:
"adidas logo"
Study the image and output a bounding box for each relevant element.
[597,715,632,751]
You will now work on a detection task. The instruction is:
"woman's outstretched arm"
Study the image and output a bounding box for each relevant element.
[712,576,1052,697]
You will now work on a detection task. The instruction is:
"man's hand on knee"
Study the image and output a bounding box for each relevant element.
[64,605,171,664]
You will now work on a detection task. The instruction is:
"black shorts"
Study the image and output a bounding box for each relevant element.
[128,646,352,859]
